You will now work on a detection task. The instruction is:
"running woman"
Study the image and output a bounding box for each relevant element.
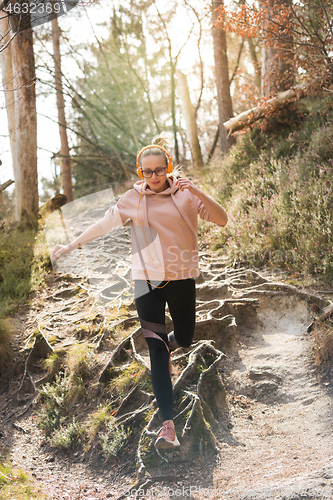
[51,135,227,450]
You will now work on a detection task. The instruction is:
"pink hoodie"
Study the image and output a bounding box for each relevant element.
[98,176,223,281]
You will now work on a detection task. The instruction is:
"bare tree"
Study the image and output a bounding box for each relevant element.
[176,70,203,169]
[0,11,38,226]
[51,16,73,202]
[211,0,234,154]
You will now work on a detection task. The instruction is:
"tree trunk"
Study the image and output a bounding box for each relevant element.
[0,17,17,189]
[170,61,180,165]
[11,18,38,227]
[247,37,261,89]
[211,0,234,154]
[51,17,73,203]
[176,70,203,170]
[261,0,294,97]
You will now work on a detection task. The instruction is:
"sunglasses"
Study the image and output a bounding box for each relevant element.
[141,166,167,178]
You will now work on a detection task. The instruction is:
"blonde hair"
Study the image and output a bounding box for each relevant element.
[138,133,170,167]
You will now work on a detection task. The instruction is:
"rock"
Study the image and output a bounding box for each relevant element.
[254,380,279,398]
[248,367,283,384]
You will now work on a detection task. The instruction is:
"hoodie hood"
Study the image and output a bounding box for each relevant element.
[133,175,179,196]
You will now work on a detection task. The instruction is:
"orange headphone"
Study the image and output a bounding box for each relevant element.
[136,145,173,178]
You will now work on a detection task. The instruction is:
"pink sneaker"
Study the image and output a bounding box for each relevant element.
[155,421,180,449]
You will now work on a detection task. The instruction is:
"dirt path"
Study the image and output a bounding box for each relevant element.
[207,293,333,499]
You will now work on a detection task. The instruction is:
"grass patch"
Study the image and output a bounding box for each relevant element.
[0,225,50,318]
[0,456,47,499]
[39,343,96,437]
[99,418,130,458]
[84,404,113,447]
[66,342,94,382]
[50,416,85,450]
[107,361,152,398]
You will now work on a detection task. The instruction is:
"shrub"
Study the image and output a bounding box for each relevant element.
[39,373,70,435]
[50,416,85,450]
[99,418,129,458]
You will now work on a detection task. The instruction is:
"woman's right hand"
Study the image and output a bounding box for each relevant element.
[51,244,71,261]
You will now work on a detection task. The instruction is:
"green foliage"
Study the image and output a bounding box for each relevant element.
[71,5,171,196]
[50,417,85,450]
[99,419,129,458]
[39,373,70,435]
[205,95,333,281]
[0,226,50,318]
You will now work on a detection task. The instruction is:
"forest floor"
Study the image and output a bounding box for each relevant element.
[1,268,332,500]
[1,217,333,500]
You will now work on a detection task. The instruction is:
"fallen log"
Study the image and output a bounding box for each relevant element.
[224,80,316,135]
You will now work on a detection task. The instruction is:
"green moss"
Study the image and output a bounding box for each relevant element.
[139,434,156,467]
[186,407,216,459]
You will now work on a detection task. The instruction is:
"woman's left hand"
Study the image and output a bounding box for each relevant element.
[176,178,201,196]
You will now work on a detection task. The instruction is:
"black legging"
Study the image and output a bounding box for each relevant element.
[134,279,196,421]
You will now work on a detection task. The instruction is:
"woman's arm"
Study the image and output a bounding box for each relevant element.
[176,178,228,227]
[51,200,126,261]
[51,221,106,261]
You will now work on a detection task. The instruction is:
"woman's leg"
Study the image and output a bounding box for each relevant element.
[134,281,173,422]
[166,278,196,348]
[134,279,195,448]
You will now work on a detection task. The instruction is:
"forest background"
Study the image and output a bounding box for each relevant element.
[1,1,333,497]
[0,0,332,282]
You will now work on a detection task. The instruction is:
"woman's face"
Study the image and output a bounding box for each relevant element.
[140,154,169,193]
